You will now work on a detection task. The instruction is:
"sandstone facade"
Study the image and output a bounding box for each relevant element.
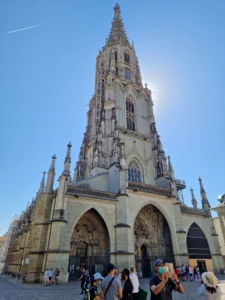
[5,4,223,283]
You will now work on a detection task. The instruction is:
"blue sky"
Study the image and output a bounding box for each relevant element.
[0,0,225,236]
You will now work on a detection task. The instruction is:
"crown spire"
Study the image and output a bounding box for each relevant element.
[45,154,57,193]
[107,3,130,47]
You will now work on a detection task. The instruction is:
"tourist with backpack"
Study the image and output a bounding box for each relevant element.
[84,272,104,300]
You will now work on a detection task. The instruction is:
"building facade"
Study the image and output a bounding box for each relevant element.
[5,4,223,283]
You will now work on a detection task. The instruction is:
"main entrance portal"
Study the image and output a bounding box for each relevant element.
[69,209,110,279]
[134,204,174,277]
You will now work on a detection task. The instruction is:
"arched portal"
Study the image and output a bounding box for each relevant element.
[69,209,110,279]
[134,204,174,278]
[187,222,211,273]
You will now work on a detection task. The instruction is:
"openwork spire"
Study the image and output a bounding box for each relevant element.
[107,3,130,47]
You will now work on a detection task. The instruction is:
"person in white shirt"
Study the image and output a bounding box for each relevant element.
[44,269,49,286]
[129,265,140,300]
[189,266,193,282]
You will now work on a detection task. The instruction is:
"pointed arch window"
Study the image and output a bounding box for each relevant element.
[126,98,135,131]
[128,161,141,183]
[187,222,211,259]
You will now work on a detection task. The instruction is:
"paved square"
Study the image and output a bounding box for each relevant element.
[0,274,225,299]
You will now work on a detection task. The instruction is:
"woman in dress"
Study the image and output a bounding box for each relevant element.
[197,272,221,300]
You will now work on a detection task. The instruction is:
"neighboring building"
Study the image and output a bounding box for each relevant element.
[0,216,19,273]
[5,4,223,283]
[212,194,225,265]
[0,234,7,271]
[213,216,225,264]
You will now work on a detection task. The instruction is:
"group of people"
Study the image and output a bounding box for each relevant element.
[80,259,221,300]
[175,264,202,282]
[80,263,142,300]
[43,268,60,286]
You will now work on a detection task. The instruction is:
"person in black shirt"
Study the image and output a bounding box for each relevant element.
[122,268,133,300]
[88,272,104,300]
[149,259,184,299]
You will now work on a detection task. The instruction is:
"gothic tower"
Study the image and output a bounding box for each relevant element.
[73,3,180,196]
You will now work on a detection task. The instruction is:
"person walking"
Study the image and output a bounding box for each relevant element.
[197,272,221,299]
[129,265,140,300]
[101,263,122,300]
[149,259,184,299]
[79,267,86,294]
[85,269,90,290]
[122,268,133,300]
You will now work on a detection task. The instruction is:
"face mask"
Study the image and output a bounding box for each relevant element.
[97,281,101,286]
[158,267,165,275]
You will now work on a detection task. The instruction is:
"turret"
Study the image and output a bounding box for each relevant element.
[38,171,46,194]
[62,142,72,177]
[198,177,210,212]
[190,188,198,210]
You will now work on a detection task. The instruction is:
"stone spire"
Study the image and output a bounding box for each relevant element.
[63,142,72,176]
[198,177,210,211]
[45,154,57,193]
[38,171,46,194]
[107,3,130,47]
[190,188,197,210]
[167,156,175,180]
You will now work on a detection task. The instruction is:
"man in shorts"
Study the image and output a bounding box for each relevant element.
[101,263,122,300]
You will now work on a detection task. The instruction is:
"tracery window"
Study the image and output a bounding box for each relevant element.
[124,69,131,80]
[128,161,141,183]
[126,98,135,131]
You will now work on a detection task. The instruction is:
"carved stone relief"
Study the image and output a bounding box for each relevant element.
[134,205,173,261]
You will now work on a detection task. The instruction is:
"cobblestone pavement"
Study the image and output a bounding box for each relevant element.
[0,274,225,300]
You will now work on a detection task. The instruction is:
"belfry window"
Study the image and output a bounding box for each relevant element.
[126,98,135,131]
[124,52,130,64]
[125,69,131,80]
[115,51,118,62]
[128,161,141,183]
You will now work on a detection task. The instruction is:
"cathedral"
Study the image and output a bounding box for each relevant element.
[4,4,223,283]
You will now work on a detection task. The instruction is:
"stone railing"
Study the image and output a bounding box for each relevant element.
[66,187,117,201]
[180,205,210,217]
[175,179,186,190]
[127,181,172,197]
[116,125,152,141]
